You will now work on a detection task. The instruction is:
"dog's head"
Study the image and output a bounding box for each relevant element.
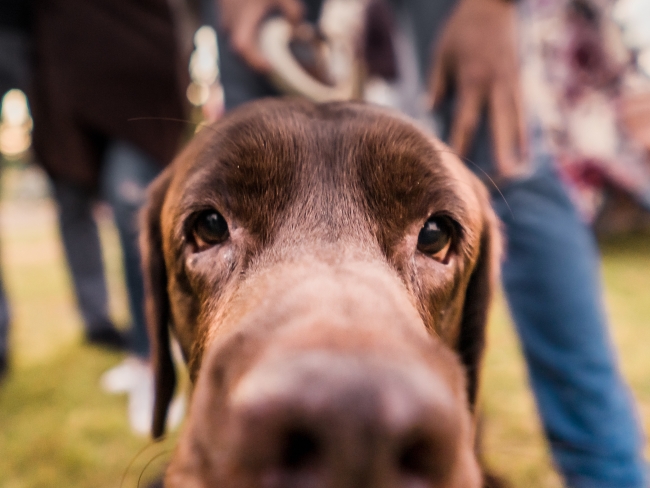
[141,99,500,487]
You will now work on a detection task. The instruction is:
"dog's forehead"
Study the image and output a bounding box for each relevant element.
[167,100,483,240]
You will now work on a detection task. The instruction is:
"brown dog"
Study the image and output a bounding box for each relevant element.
[141,98,500,487]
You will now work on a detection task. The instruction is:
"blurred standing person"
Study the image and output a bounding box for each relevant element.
[29,0,189,431]
[0,0,32,381]
[208,0,647,486]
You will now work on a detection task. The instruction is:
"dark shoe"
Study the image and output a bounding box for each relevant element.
[86,327,128,351]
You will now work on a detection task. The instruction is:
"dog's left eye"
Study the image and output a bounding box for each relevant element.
[191,210,229,250]
[417,215,454,262]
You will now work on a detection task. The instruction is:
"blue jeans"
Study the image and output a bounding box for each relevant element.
[444,96,647,487]
[497,164,646,488]
[209,0,647,484]
[52,140,159,358]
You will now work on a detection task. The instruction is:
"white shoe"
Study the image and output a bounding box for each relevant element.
[167,394,186,432]
[127,365,155,436]
[127,372,186,436]
[101,356,186,436]
[100,356,150,394]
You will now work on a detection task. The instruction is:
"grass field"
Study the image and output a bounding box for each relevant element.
[0,165,648,487]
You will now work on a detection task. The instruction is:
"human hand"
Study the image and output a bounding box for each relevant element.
[428,0,527,178]
[217,0,305,72]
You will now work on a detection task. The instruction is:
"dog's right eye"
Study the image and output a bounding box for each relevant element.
[191,210,229,250]
[417,215,454,262]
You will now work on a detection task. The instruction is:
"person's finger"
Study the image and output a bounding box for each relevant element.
[278,0,305,25]
[488,84,520,177]
[449,84,483,157]
[218,1,234,32]
[512,81,528,162]
[427,45,449,110]
[230,2,273,72]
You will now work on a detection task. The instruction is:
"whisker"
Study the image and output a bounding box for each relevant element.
[121,436,167,488]
[461,157,514,219]
[138,449,173,488]
[435,148,514,219]
[127,116,197,125]
[127,116,219,134]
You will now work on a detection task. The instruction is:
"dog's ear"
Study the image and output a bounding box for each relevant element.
[140,167,175,439]
[456,206,501,410]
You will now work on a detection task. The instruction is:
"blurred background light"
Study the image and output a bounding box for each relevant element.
[187,25,221,107]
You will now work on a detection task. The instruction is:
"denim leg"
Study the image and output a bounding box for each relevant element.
[495,165,646,488]
[100,141,161,359]
[446,91,648,488]
[52,181,112,333]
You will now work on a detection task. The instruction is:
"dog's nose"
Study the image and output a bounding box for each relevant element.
[228,352,468,488]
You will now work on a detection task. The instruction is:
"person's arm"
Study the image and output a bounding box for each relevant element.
[428,0,527,178]
[216,0,305,72]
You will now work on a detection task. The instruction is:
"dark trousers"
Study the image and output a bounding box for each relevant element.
[52,140,158,358]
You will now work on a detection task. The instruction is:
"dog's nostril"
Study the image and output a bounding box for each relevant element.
[397,436,434,479]
[279,428,322,470]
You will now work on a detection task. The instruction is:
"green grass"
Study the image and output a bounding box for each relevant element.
[0,166,648,487]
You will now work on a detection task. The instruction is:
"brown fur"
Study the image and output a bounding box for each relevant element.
[141,98,501,487]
